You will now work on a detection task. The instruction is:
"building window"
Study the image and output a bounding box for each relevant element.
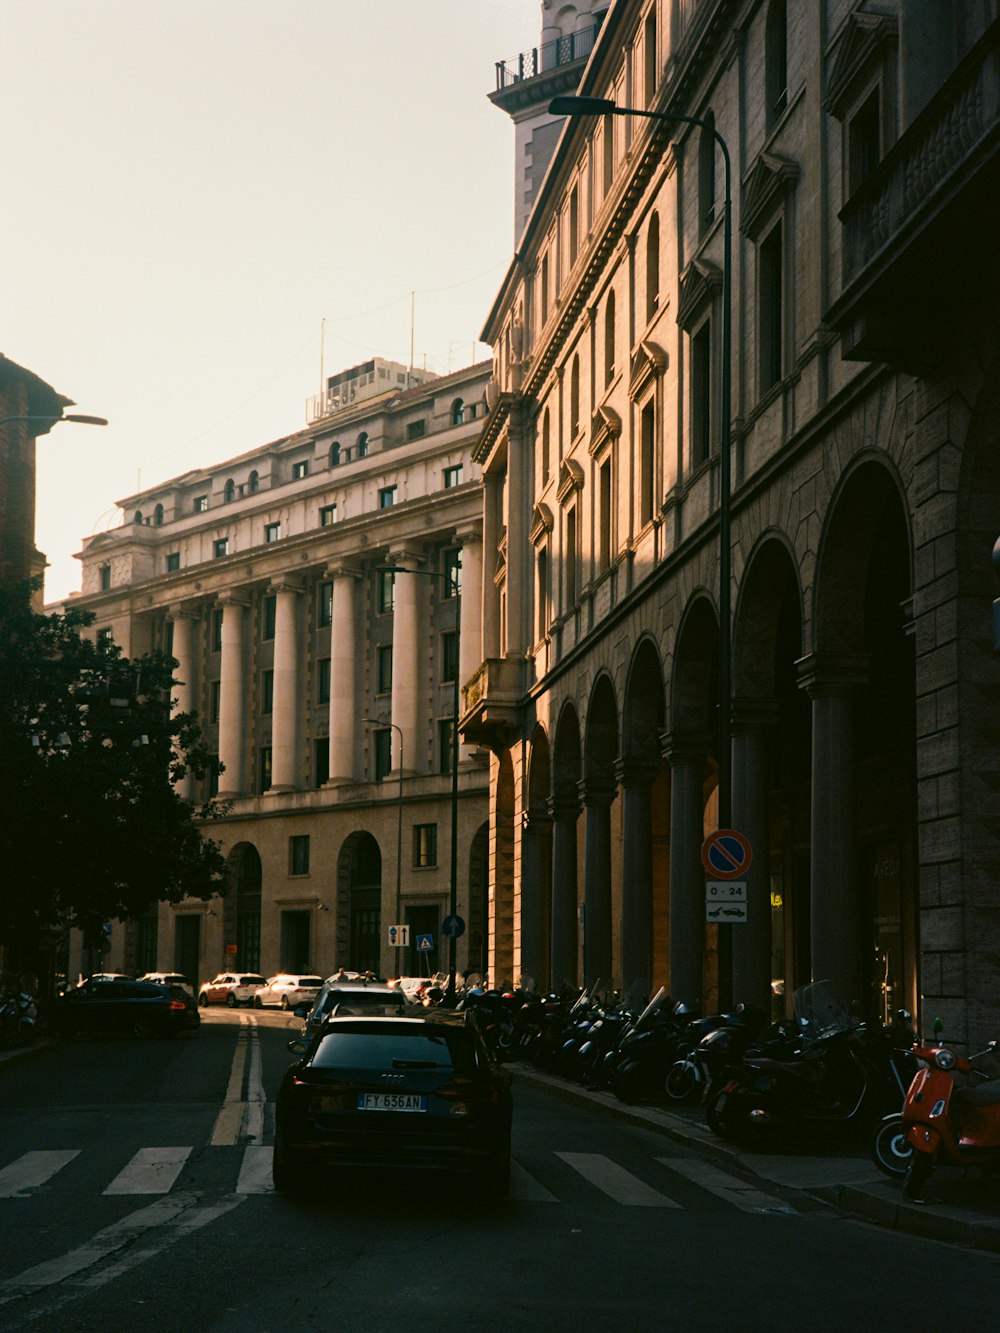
[536,548,548,642]
[640,401,655,527]
[329,442,341,467]
[289,834,310,876]
[248,471,259,493]
[570,355,580,437]
[214,537,229,559]
[604,291,616,387]
[765,0,788,131]
[292,460,309,480]
[443,548,461,598]
[565,506,578,607]
[166,552,180,573]
[568,185,579,267]
[314,738,329,788]
[265,521,280,544]
[319,503,338,526]
[602,113,614,196]
[317,657,331,704]
[209,679,221,724]
[153,504,164,526]
[599,457,612,570]
[541,409,551,485]
[646,212,660,322]
[377,569,395,613]
[442,631,458,683]
[262,594,276,641]
[194,495,208,513]
[848,88,881,196]
[699,113,716,236]
[443,465,463,488]
[450,399,464,426]
[759,223,784,393]
[378,485,397,509]
[644,10,657,105]
[258,746,273,794]
[96,626,113,649]
[261,670,274,715]
[356,432,369,458]
[377,644,393,693]
[318,580,333,627]
[413,824,437,869]
[374,728,392,782]
[99,564,112,591]
[540,252,549,325]
[405,420,426,441]
[211,608,224,652]
[438,718,454,775]
[224,479,236,503]
[691,321,712,467]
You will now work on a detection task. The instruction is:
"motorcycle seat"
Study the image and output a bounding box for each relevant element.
[956,1077,1000,1108]
[745,1057,823,1082]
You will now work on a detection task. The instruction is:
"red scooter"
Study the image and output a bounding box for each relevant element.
[901,1020,1000,1202]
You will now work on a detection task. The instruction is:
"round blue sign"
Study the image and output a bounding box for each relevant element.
[441,914,466,939]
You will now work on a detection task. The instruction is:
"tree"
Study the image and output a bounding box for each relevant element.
[0,583,227,972]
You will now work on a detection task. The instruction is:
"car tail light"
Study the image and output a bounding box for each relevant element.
[168,1000,186,1011]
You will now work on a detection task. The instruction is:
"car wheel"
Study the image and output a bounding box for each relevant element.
[280,996,290,1011]
[198,994,208,1007]
[272,1137,308,1196]
[253,995,263,1009]
[132,1017,154,1039]
[226,993,237,1008]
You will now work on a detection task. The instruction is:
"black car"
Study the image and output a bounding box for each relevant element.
[295,980,410,1043]
[273,1013,512,1197]
[52,978,201,1039]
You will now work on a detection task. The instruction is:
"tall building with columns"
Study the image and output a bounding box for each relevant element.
[465,0,1000,1044]
[65,358,492,986]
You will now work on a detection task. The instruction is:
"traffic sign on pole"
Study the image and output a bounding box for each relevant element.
[701,829,752,879]
[441,914,465,939]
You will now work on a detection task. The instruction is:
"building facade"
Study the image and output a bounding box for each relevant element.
[67,358,492,987]
[465,0,1000,1042]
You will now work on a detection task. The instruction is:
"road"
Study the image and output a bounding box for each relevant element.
[1,1010,998,1331]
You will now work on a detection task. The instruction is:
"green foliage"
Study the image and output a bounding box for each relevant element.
[0,582,227,947]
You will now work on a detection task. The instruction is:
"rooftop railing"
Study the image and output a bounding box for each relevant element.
[495,23,600,91]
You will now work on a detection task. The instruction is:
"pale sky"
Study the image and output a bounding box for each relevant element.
[5,0,539,601]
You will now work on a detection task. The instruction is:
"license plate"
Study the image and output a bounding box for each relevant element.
[357,1092,426,1112]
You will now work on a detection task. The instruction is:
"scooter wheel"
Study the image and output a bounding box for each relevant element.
[902,1150,933,1203]
[871,1115,913,1179]
[665,1062,699,1103]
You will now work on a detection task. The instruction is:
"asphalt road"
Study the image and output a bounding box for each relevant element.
[1,1010,998,1331]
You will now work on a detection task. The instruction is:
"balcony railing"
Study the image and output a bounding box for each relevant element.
[495,24,600,91]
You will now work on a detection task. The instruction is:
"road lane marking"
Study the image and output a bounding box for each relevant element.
[103,1147,192,1195]
[510,1160,558,1202]
[244,1016,265,1144]
[0,1151,80,1197]
[556,1152,682,1207]
[656,1157,798,1213]
[210,1022,249,1145]
[235,1145,274,1194]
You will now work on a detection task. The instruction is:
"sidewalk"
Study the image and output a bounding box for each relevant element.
[511,1062,1000,1253]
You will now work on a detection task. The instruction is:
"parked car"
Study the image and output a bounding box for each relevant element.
[273,1012,512,1196]
[296,980,410,1044]
[52,979,200,1039]
[139,971,194,996]
[253,974,323,1010]
[198,973,267,1007]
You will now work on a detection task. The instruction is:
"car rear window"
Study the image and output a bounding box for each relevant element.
[311,1027,477,1073]
[295,977,323,988]
[331,1001,407,1017]
[239,976,266,985]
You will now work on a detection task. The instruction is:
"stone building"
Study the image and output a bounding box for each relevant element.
[465,0,1000,1042]
[67,358,492,987]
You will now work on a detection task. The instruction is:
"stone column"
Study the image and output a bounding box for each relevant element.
[327,565,359,784]
[549,795,580,987]
[457,528,483,693]
[481,472,502,660]
[730,700,779,1008]
[217,595,247,798]
[269,580,301,792]
[799,655,868,1003]
[520,812,551,990]
[389,550,420,774]
[617,758,657,998]
[580,779,614,985]
[169,606,198,801]
[666,738,707,1006]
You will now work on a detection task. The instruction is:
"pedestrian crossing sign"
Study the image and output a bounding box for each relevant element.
[416,933,433,952]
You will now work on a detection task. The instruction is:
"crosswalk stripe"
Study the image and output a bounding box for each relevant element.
[103,1147,192,1195]
[556,1152,682,1207]
[235,1146,274,1194]
[0,1151,80,1198]
[656,1157,797,1213]
[510,1160,558,1202]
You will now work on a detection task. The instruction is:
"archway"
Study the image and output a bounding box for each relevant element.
[224,842,262,974]
[494,752,516,987]
[551,702,582,986]
[336,832,382,974]
[583,674,619,985]
[523,725,553,989]
[467,821,490,979]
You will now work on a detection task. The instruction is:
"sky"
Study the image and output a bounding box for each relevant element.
[5,0,540,602]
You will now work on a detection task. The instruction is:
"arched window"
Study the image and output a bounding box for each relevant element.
[646,212,660,322]
[542,409,551,484]
[604,291,616,387]
[570,356,580,437]
[133,510,143,525]
[248,471,259,493]
[765,0,788,131]
[329,442,341,467]
[153,503,164,526]
[224,479,236,503]
[699,111,716,237]
[451,399,464,426]
[356,432,369,458]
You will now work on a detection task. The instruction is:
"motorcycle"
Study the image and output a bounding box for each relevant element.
[609,992,696,1104]
[900,1020,1000,1202]
[664,1003,768,1104]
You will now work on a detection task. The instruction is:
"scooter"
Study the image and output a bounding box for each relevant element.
[901,1020,1000,1202]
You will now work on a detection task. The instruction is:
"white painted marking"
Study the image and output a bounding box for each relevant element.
[211,1025,249,1145]
[243,1018,265,1144]
[0,1151,80,1198]
[235,1145,274,1194]
[656,1157,798,1213]
[509,1159,558,1202]
[103,1147,191,1195]
[556,1152,681,1207]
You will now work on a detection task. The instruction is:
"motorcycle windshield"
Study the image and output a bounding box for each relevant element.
[634,987,669,1033]
[792,980,854,1039]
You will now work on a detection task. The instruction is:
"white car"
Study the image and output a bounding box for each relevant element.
[139,972,194,995]
[198,972,267,1007]
[253,973,324,1010]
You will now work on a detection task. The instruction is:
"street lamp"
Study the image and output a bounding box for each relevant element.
[362,716,404,973]
[377,561,461,1003]
[0,413,109,429]
[550,93,734,994]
